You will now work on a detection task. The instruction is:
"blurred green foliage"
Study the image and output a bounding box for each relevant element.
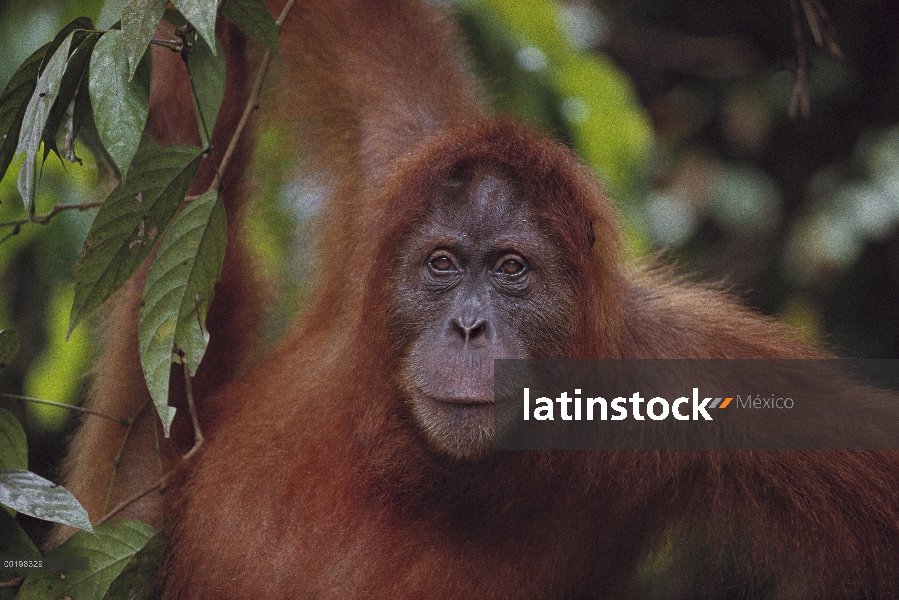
[0,0,106,474]
[474,0,653,199]
[0,147,98,431]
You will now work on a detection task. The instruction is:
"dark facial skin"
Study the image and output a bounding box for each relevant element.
[390,166,578,459]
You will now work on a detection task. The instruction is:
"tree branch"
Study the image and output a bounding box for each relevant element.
[0,577,24,590]
[790,0,843,118]
[0,200,103,238]
[210,0,297,191]
[789,0,811,118]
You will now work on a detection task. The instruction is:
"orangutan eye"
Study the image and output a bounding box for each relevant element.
[496,256,527,276]
[428,253,457,273]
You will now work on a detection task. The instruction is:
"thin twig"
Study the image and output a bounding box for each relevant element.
[183,54,214,150]
[2,393,130,426]
[103,400,150,516]
[0,200,103,230]
[789,0,811,118]
[0,577,24,589]
[799,0,824,47]
[0,227,21,245]
[790,0,843,118]
[95,393,204,525]
[152,396,164,474]
[210,0,297,191]
[182,359,204,460]
[95,475,167,526]
[806,0,843,59]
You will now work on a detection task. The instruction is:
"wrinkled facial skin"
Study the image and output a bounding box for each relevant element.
[390,167,578,460]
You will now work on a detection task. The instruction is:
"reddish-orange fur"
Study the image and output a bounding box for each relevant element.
[58,1,899,598]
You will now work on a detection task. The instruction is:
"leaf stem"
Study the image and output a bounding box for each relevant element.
[149,37,183,52]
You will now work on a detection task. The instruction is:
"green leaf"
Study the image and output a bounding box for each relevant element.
[57,93,83,165]
[122,0,168,81]
[41,17,96,75]
[41,31,102,162]
[0,469,93,532]
[0,329,20,368]
[222,0,280,57]
[139,190,226,435]
[172,0,219,56]
[89,28,151,177]
[0,509,40,556]
[15,32,75,213]
[15,520,155,600]
[105,531,167,600]
[187,34,226,148]
[73,80,121,177]
[0,16,96,181]
[0,509,40,600]
[0,44,48,182]
[163,8,188,28]
[70,140,203,334]
[0,408,27,471]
